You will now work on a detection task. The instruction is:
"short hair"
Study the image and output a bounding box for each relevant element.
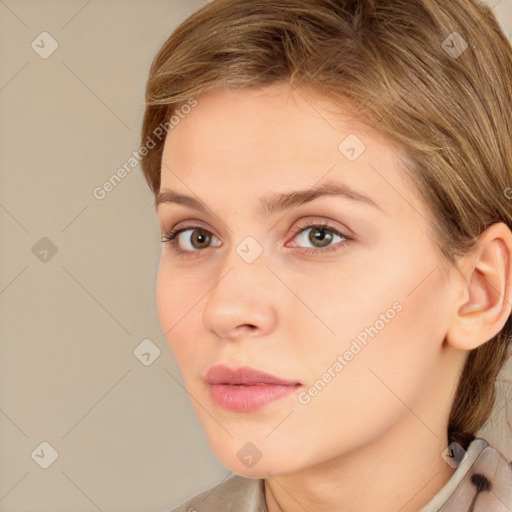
[140,0,512,450]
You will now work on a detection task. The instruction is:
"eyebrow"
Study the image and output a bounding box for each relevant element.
[155,180,383,216]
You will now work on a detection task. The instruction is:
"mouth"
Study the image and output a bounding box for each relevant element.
[205,364,303,412]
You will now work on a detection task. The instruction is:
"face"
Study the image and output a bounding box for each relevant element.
[155,81,460,477]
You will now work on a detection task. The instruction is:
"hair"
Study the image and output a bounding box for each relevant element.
[139,0,512,451]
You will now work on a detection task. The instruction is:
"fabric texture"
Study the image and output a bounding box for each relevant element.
[168,436,512,511]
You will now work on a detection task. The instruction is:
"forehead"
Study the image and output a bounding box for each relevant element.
[158,82,426,222]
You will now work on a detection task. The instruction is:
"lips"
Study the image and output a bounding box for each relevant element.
[205,364,301,386]
[205,364,302,412]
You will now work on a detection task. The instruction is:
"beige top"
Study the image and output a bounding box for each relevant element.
[168,437,512,511]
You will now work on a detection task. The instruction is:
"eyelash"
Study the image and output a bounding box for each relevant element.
[160,221,353,259]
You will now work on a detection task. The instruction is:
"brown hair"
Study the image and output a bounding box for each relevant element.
[140,0,512,450]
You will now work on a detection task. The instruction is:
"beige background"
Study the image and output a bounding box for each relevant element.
[0,1,511,511]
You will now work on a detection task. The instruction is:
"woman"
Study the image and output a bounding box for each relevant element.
[139,0,512,510]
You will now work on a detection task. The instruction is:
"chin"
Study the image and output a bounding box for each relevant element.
[210,443,300,479]
[222,458,282,479]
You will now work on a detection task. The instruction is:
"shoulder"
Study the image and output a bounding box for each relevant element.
[168,474,264,512]
[437,436,512,511]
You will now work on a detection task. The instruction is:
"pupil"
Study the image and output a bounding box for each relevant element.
[310,228,332,247]
[193,230,209,248]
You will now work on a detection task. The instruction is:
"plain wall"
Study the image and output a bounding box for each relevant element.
[0,1,511,511]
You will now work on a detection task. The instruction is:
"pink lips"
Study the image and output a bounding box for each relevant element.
[205,364,302,412]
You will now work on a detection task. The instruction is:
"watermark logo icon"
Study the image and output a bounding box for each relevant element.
[441,441,466,469]
[134,338,161,366]
[31,32,59,59]
[442,32,468,59]
[32,237,58,263]
[237,442,262,468]
[236,236,263,264]
[338,134,366,162]
[31,441,58,469]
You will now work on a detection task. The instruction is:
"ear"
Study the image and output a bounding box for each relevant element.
[445,222,512,351]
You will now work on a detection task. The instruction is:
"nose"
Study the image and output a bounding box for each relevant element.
[201,255,278,341]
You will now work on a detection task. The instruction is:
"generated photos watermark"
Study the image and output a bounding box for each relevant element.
[297,300,403,405]
[92,97,198,201]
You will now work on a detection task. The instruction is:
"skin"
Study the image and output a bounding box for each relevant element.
[155,81,512,512]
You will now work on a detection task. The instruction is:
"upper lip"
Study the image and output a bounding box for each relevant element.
[205,364,301,386]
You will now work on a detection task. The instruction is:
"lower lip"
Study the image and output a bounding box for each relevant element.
[208,383,300,412]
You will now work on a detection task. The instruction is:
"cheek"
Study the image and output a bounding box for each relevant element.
[156,268,176,335]
[156,255,203,326]
[283,300,442,468]
[292,244,448,409]
[282,254,404,362]
[155,263,203,364]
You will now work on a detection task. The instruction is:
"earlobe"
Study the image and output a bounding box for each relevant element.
[445,222,512,351]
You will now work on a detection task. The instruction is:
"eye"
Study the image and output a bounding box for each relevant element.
[161,225,221,257]
[160,220,353,258]
[286,221,352,255]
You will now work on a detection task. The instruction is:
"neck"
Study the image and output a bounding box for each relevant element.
[264,415,456,512]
